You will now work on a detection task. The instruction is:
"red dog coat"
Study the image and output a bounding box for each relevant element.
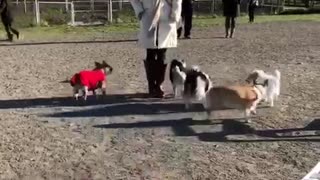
[70,70,106,91]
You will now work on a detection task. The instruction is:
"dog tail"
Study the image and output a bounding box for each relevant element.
[274,69,281,79]
[60,78,70,83]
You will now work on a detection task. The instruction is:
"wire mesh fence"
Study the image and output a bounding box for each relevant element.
[9,0,294,27]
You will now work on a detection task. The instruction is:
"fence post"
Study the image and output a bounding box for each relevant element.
[119,0,122,11]
[210,0,215,15]
[34,0,40,25]
[90,0,95,13]
[65,0,69,11]
[108,0,113,23]
[71,2,75,26]
[24,0,27,13]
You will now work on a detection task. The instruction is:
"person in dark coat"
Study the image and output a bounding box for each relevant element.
[177,0,193,39]
[248,0,258,23]
[0,0,19,41]
[222,0,240,38]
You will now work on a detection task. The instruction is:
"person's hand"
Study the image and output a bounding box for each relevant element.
[138,10,145,20]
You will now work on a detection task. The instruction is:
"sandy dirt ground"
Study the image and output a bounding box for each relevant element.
[0,21,319,180]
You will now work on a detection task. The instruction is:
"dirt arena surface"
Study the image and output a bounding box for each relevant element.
[0,21,319,179]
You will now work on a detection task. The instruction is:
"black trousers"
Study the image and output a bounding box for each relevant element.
[177,6,193,37]
[146,48,167,63]
[248,6,256,22]
[1,15,19,40]
[225,16,236,29]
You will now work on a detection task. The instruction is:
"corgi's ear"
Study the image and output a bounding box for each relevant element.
[102,60,107,65]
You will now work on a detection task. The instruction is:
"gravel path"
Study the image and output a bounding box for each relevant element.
[0,21,319,179]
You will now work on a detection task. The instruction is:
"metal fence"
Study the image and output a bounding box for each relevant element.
[11,0,294,27]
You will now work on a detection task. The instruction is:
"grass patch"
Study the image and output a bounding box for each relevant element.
[0,14,319,41]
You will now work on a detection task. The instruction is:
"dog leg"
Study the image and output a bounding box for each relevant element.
[244,109,252,123]
[205,109,212,120]
[73,87,80,100]
[93,89,98,99]
[173,86,177,98]
[274,94,279,102]
[101,88,107,100]
[250,101,259,115]
[83,86,89,101]
[101,81,107,100]
[185,99,192,110]
[269,97,274,107]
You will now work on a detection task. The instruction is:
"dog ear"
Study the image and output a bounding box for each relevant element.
[263,80,269,87]
[246,72,258,83]
[95,61,102,68]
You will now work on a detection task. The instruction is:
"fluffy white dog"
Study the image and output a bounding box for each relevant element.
[246,69,281,107]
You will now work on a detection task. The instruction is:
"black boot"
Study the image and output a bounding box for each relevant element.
[144,60,156,96]
[177,27,182,38]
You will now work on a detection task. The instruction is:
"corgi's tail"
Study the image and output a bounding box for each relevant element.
[274,69,281,79]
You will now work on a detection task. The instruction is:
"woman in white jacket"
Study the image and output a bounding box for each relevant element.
[130,0,182,98]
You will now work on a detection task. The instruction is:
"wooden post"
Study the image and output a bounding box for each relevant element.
[108,0,112,23]
[119,0,122,11]
[90,0,94,13]
[34,0,40,25]
[65,0,69,11]
[70,2,75,26]
[210,0,215,15]
[24,0,27,13]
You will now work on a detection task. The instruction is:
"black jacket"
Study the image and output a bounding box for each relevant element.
[0,0,13,23]
[223,0,241,17]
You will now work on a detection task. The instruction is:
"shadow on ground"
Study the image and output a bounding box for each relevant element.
[0,93,175,109]
[0,39,137,46]
[94,118,320,142]
[0,37,227,47]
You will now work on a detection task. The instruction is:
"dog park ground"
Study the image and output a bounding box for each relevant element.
[0,15,319,179]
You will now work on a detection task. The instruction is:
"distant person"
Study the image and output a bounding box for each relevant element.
[130,0,182,98]
[177,0,193,39]
[248,0,258,23]
[222,0,240,38]
[0,0,19,41]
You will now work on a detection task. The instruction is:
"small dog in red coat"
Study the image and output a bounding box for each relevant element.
[69,61,113,101]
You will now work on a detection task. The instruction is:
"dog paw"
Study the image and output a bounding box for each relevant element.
[251,110,257,115]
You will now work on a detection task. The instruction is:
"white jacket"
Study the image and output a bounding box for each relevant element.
[130,0,182,49]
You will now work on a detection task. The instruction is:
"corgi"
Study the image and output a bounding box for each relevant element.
[68,61,113,101]
[204,81,268,122]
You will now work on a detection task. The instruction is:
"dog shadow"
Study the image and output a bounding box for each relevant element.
[94,117,320,142]
[44,101,205,117]
[0,93,173,110]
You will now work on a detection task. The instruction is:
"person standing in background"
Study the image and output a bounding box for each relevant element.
[248,0,258,23]
[222,0,240,38]
[130,0,182,98]
[0,0,19,41]
[177,0,193,39]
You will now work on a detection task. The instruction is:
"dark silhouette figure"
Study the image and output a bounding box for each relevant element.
[222,0,240,38]
[248,0,258,23]
[0,0,19,41]
[177,0,193,39]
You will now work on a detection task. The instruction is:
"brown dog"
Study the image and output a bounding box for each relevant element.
[69,61,113,100]
[203,82,267,122]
